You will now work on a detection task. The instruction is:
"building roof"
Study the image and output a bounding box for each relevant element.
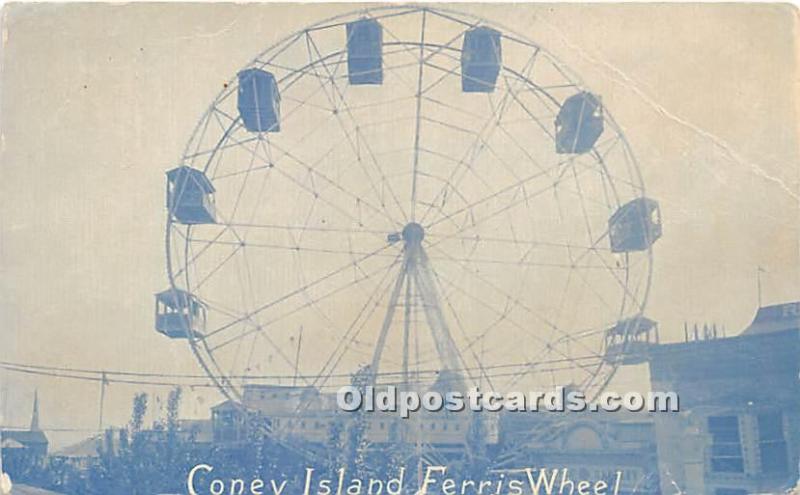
[1,429,48,446]
[53,435,105,458]
[54,429,122,458]
[648,327,800,408]
[743,301,800,335]
[1,438,25,449]
[0,393,48,448]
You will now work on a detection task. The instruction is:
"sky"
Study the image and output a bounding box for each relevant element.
[0,3,798,449]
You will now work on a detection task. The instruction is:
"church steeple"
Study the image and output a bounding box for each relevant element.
[30,390,40,432]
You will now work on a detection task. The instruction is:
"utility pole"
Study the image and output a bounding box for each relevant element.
[757,266,766,307]
[98,372,108,432]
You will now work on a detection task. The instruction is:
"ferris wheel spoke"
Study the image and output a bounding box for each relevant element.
[420,114,485,140]
[238,247,260,320]
[424,157,580,242]
[297,251,406,411]
[274,44,423,95]
[418,115,529,192]
[427,242,605,362]
[554,227,645,320]
[187,237,391,258]
[430,164,610,276]
[561,251,619,317]
[183,111,237,163]
[499,71,560,142]
[569,160,597,245]
[194,245,242,292]
[278,74,343,124]
[185,135,263,163]
[281,91,341,114]
[205,105,238,138]
[227,319,308,387]
[555,158,631,212]
[426,263,495,390]
[545,256,607,376]
[209,84,339,178]
[505,351,603,390]
[210,106,240,129]
[222,222,389,236]
[409,10,428,221]
[375,14,475,96]
[266,58,349,87]
[425,254,620,271]
[304,30,410,225]
[203,113,244,180]
[238,332,260,386]
[592,142,624,212]
[237,151,281,249]
[211,130,394,239]
[552,323,619,350]
[430,267,599,381]
[430,156,617,254]
[588,247,646,313]
[417,118,510,203]
[415,30,482,94]
[288,203,389,349]
[208,252,401,353]
[422,93,489,122]
[263,137,400,231]
[183,107,216,161]
[375,18,482,223]
[302,32,351,109]
[493,103,554,174]
[424,232,615,253]
[225,132,267,224]
[172,224,236,280]
[270,162,388,237]
[203,241,397,340]
[418,48,541,226]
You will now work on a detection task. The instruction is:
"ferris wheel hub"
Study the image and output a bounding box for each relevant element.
[401,222,425,245]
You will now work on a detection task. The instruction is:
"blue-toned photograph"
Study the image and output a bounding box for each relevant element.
[0,4,797,495]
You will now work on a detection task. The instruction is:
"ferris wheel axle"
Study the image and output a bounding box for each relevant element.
[369,221,466,392]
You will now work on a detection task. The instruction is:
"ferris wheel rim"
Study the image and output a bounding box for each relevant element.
[166,4,655,406]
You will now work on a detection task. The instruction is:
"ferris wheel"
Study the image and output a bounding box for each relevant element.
[156,5,661,408]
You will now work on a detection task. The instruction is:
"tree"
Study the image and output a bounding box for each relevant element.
[343,365,371,478]
[464,412,490,480]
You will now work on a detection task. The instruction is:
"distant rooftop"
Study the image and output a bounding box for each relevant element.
[0,430,47,447]
[742,301,800,336]
[648,325,800,408]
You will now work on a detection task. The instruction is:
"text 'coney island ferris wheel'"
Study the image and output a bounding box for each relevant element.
[156,6,662,406]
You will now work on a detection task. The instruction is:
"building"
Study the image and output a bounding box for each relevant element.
[648,302,800,495]
[211,383,499,454]
[176,419,213,446]
[52,428,124,471]
[499,411,661,494]
[1,393,48,471]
